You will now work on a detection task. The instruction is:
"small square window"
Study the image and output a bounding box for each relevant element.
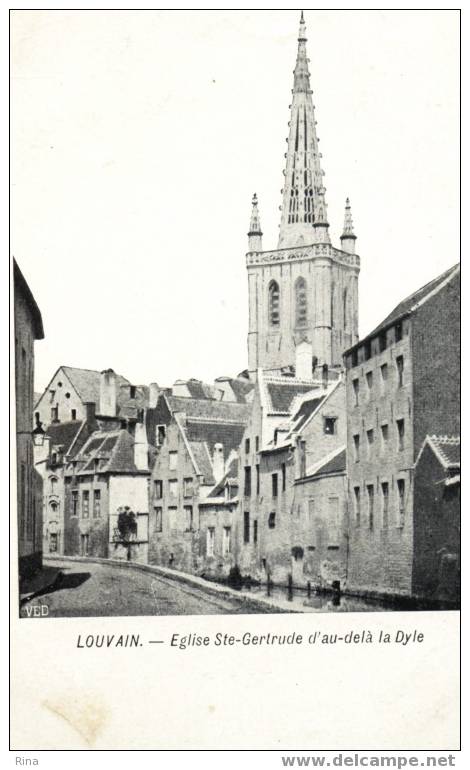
[245,438,250,454]
[268,512,276,529]
[154,506,163,532]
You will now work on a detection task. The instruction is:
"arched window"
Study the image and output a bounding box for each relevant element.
[49,476,58,494]
[295,277,308,327]
[269,281,280,327]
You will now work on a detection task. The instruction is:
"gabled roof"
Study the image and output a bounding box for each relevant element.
[174,379,219,400]
[215,377,255,404]
[72,429,145,475]
[417,435,460,471]
[60,366,130,404]
[166,395,249,423]
[346,264,460,354]
[46,420,84,452]
[289,395,326,432]
[264,378,322,415]
[304,446,346,479]
[186,420,246,462]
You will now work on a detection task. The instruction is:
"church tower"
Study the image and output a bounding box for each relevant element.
[247,12,360,377]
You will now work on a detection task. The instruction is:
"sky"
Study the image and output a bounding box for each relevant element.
[10,9,459,392]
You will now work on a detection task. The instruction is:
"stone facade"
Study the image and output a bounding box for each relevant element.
[63,420,150,561]
[344,264,460,599]
[236,370,348,588]
[14,261,44,579]
[246,15,360,376]
[148,394,248,575]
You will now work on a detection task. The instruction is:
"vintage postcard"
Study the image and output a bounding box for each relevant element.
[10,8,460,753]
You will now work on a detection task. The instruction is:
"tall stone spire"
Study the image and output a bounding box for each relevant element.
[248,193,263,252]
[278,12,330,249]
[340,197,357,254]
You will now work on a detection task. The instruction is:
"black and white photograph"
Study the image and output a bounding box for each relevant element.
[12,10,460,621]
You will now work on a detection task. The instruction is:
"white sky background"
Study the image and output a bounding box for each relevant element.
[10,9,459,392]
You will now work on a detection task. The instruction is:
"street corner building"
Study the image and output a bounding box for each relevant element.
[14,260,45,580]
[60,371,151,562]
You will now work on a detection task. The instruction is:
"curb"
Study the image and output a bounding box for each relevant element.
[44,555,299,613]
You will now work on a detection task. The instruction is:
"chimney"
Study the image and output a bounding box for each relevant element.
[295,340,313,381]
[212,443,225,483]
[84,401,96,425]
[149,382,160,408]
[134,421,149,471]
[100,369,117,416]
[322,364,329,390]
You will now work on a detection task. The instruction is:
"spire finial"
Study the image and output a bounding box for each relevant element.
[342,197,355,237]
[340,197,357,254]
[248,193,263,252]
[298,10,307,44]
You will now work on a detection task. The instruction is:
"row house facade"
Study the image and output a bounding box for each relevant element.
[343,264,460,601]
[34,403,97,556]
[14,260,44,579]
[236,362,347,589]
[147,393,249,576]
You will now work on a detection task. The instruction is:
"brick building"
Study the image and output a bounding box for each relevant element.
[14,260,45,579]
[147,393,248,574]
[343,264,460,599]
[413,435,460,604]
[236,364,347,588]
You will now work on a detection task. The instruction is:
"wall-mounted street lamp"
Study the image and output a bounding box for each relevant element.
[32,416,46,447]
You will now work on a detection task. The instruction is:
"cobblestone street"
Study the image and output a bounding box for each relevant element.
[20,559,277,617]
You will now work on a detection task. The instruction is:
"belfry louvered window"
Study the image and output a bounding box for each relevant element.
[269,281,280,326]
[295,277,308,327]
